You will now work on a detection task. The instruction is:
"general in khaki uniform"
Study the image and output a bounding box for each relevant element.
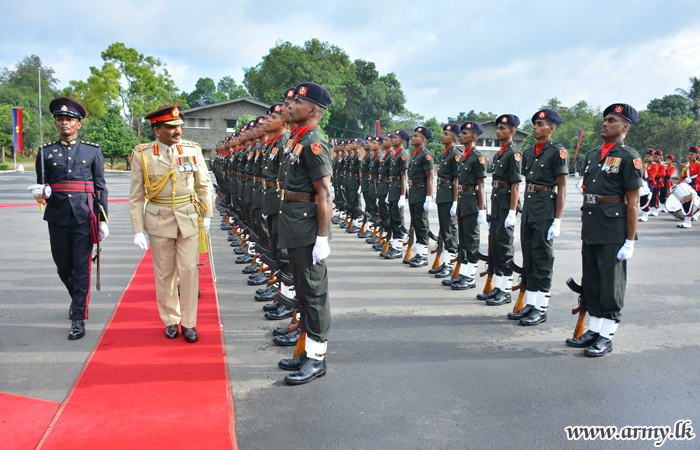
[129,105,213,342]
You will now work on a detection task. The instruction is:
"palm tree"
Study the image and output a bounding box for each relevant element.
[676,76,700,120]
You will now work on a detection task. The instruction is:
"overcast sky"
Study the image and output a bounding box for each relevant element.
[3,0,700,123]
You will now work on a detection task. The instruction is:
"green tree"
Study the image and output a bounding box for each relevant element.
[217,76,248,100]
[647,94,691,119]
[82,106,139,169]
[447,110,497,123]
[625,111,700,161]
[675,76,700,120]
[419,117,444,158]
[185,77,226,107]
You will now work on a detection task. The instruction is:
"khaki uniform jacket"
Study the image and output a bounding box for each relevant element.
[130,139,213,239]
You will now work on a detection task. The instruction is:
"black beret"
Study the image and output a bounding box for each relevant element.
[284,88,296,101]
[224,136,231,142]
[354,138,365,146]
[531,109,562,125]
[496,114,520,128]
[268,103,284,115]
[50,96,87,120]
[603,103,638,125]
[414,126,432,140]
[375,135,386,143]
[385,132,394,139]
[443,124,460,136]
[365,135,374,141]
[295,82,332,108]
[339,140,347,145]
[690,147,699,154]
[393,129,410,141]
[256,116,266,125]
[248,120,256,128]
[460,121,484,135]
[241,124,248,131]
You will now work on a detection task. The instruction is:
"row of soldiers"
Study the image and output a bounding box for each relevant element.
[329,104,644,358]
[639,146,700,227]
[211,82,333,385]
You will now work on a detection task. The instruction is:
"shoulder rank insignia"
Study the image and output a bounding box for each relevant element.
[560,150,568,159]
[634,158,642,169]
[514,153,521,162]
[401,154,407,161]
[479,157,486,165]
[311,143,322,155]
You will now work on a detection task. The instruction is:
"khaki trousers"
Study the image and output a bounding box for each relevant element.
[149,233,199,328]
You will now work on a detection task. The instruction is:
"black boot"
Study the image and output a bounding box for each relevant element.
[68,320,85,340]
[507,304,535,320]
[519,309,547,326]
[486,290,511,305]
[583,335,613,357]
[428,263,445,275]
[565,330,600,348]
[273,328,301,346]
[278,351,306,371]
[284,357,327,385]
[262,302,279,312]
[265,305,295,320]
[434,264,453,278]
[451,276,476,290]
[476,287,500,301]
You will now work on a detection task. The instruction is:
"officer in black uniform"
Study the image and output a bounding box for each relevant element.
[374,134,394,250]
[33,97,109,340]
[479,114,522,306]
[383,130,410,259]
[433,124,463,276]
[358,136,375,238]
[276,82,333,384]
[447,121,487,290]
[406,126,435,267]
[507,109,568,326]
[346,138,364,233]
[366,135,383,236]
[565,103,642,357]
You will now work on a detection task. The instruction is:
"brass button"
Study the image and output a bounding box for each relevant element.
[59,153,62,157]
[68,169,72,172]
[530,171,533,174]
[535,159,538,162]
[593,179,596,182]
[615,213,619,216]
[541,164,544,167]
[279,210,282,214]
[68,157,71,160]
[83,160,86,163]
[303,213,307,217]
[589,211,592,215]
[67,147,71,150]
[598,164,602,167]
[54,163,57,166]
[528,195,531,198]
[550,195,554,198]
[68,194,72,197]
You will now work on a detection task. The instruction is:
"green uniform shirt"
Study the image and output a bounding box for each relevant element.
[347,151,362,189]
[389,148,408,201]
[436,146,463,204]
[521,140,569,222]
[261,131,289,216]
[581,142,642,245]
[360,151,372,191]
[377,149,393,197]
[408,147,434,205]
[458,147,487,217]
[278,127,332,249]
[490,142,522,219]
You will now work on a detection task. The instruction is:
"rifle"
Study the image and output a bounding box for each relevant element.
[380,220,392,253]
[94,192,103,291]
[403,221,414,262]
[506,259,526,312]
[566,277,586,339]
[430,230,443,270]
[475,236,493,294]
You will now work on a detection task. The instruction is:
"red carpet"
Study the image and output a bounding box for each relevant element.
[38,251,236,449]
[0,393,60,450]
[0,199,128,208]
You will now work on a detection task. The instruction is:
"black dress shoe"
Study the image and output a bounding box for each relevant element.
[340,221,349,229]
[428,263,445,275]
[451,276,476,290]
[373,243,384,251]
[486,290,511,305]
[442,275,459,287]
[519,309,547,326]
[403,254,419,265]
[181,326,198,343]
[331,216,342,224]
[284,357,327,385]
[265,305,295,320]
[273,322,297,336]
[408,255,426,267]
[385,248,403,259]
[263,302,279,312]
[366,236,379,244]
[273,328,301,346]
[507,304,534,320]
[248,272,268,286]
[242,262,260,274]
[566,330,600,348]
[358,230,372,239]
[68,320,85,340]
[234,246,248,255]
[227,236,236,242]
[165,324,179,339]
[236,254,254,264]
[255,287,278,301]
[476,287,500,301]
[347,226,360,233]
[584,335,613,357]
[434,264,453,278]
[278,351,306,371]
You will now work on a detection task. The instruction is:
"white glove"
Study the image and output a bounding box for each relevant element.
[450,201,458,217]
[686,177,693,184]
[617,239,635,261]
[357,186,362,195]
[504,209,517,228]
[340,184,344,189]
[312,235,330,265]
[203,217,211,233]
[385,196,390,204]
[134,232,148,251]
[547,218,561,240]
[477,210,486,224]
[99,222,109,241]
[423,196,431,211]
[398,195,405,209]
[44,185,52,199]
[261,214,268,220]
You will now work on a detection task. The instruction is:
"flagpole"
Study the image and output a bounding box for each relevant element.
[38,67,44,185]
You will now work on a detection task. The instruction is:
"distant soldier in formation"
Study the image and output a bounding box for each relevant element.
[383,130,410,259]
[405,126,435,267]
[433,124,462,277]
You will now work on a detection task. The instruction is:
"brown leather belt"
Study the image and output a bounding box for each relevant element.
[379,175,390,180]
[347,173,358,177]
[253,177,262,183]
[282,190,317,203]
[370,175,379,179]
[492,180,510,188]
[232,171,238,175]
[525,183,556,192]
[459,185,478,192]
[438,177,453,184]
[246,174,254,180]
[361,172,370,177]
[265,181,277,189]
[389,176,399,182]
[585,194,626,204]
[410,178,427,186]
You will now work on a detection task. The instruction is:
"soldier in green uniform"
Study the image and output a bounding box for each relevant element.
[507,109,568,326]
[331,143,343,224]
[565,103,641,357]
[383,130,410,259]
[359,136,375,238]
[406,126,435,267]
[433,124,463,277]
[276,82,333,384]
[445,122,487,290]
[251,117,270,249]
[366,136,383,242]
[478,114,522,306]
[374,134,394,250]
[346,138,364,233]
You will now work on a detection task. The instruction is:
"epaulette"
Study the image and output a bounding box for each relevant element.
[180,140,199,148]
[553,142,566,151]
[133,142,155,153]
[40,141,57,148]
[82,141,100,148]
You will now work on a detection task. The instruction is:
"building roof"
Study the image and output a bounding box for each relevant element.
[477,120,530,140]
[181,97,270,114]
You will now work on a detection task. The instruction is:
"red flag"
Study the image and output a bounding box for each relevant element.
[11,108,23,153]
